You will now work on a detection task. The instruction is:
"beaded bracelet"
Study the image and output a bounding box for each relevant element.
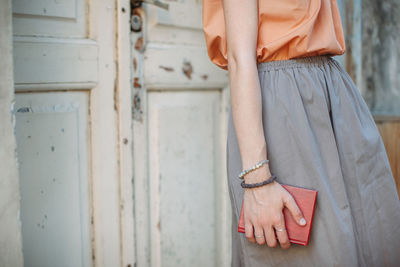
[238,159,269,179]
[240,174,277,189]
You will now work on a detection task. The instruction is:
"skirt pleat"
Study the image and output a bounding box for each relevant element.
[226,55,400,267]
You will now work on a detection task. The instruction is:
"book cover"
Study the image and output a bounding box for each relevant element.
[237,184,318,246]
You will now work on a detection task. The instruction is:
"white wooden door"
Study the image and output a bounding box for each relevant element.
[12,0,134,266]
[131,1,231,266]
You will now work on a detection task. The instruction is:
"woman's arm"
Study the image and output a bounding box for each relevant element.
[221,0,306,249]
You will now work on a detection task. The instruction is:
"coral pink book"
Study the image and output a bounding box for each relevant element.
[238,184,318,246]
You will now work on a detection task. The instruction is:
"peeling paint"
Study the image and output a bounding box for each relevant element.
[133,57,137,71]
[133,93,141,110]
[182,60,193,79]
[132,93,143,122]
[135,37,145,52]
[133,77,141,88]
[159,65,174,72]
[17,107,33,113]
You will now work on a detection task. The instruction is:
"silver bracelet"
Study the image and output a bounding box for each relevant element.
[238,159,269,179]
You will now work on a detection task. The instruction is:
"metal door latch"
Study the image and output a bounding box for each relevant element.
[131,0,169,10]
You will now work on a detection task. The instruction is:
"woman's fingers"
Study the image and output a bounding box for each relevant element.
[263,225,277,248]
[253,224,266,245]
[244,221,256,243]
[273,212,290,249]
[283,193,307,226]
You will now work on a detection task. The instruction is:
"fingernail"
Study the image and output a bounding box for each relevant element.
[300,218,306,225]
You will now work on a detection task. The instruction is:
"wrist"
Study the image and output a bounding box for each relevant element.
[244,179,278,192]
[243,164,272,183]
[241,145,268,170]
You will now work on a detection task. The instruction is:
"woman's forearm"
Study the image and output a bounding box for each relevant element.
[227,57,272,182]
[221,0,304,249]
[221,0,271,182]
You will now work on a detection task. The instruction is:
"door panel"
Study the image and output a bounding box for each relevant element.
[148,91,222,266]
[132,1,231,266]
[143,44,227,89]
[12,0,86,37]
[13,0,77,18]
[13,37,98,91]
[15,92,91,267]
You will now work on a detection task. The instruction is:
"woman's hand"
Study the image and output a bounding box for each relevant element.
[242,165,307,249]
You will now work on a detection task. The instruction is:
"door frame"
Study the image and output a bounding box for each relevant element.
[88,0,135,266]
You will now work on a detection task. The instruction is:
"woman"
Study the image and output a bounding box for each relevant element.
[202,0,400,266]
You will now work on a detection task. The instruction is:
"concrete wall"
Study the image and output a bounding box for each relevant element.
[362,0,400,115]
[0,0,24,265]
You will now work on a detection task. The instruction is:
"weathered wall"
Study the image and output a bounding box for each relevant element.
[0,0,24,265]
[362,0,400,115]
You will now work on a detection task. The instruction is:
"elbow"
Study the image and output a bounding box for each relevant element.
[227,50,257,72]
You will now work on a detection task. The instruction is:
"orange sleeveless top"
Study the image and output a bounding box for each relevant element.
[202,0,346,70]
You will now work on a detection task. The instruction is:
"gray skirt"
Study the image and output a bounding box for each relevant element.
[226,55,400,267]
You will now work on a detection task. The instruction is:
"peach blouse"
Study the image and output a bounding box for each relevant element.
[202,0,346,70]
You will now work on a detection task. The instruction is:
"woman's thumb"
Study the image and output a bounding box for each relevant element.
[284,194,307,226]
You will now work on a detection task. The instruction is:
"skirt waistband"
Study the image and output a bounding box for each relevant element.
[257,55,334,71]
